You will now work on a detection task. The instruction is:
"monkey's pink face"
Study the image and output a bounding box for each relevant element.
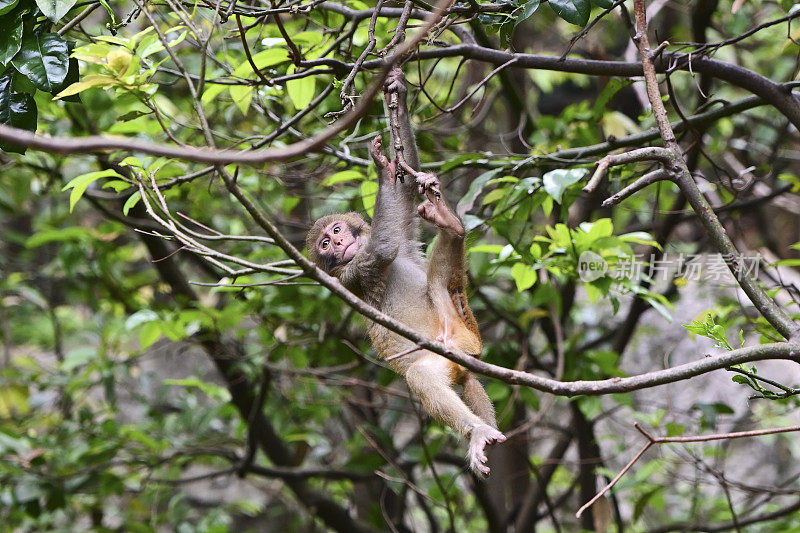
[317,221,363,265]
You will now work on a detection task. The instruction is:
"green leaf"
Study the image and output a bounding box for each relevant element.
[35,0,77,21]
[122,190,141,215]
[292,31,324,46]
[0,384,29,417]
[0,6,23,65]
[0,0,18,16]
[683,322,707,335]
[139,321,161,350]
[772,258,800,267]
[97,0,117,26]
[360,180,378,218]
[229,84,253,115]
[511,262,537,291]
[469,244,507,254]
[231,48,288,77]
[61,346,96,371]
[457,168,502,212]
[514,0,540,27]
[52,42,80,102]
[542,195,553,216]
[548,0,591,26]
[585,281,603,302]
[283,196,300,215]
[200,82,227,104]
[619,231,660,248]
[542,168,588,203]
[592,78,632,121]
[54,74,118,99]
[12,32,70,92]
[287,69,315,110]
[633,487,663,522]
[125,309,159,330]
[101,179,132,192]
[665,422,685,437]
[26,226,91,247]
[61,169,121,212]
[322,169,365,186]
[592,0,614,8]
[482,188,507,205]
[164,377,232,403]
[0,73,37,154]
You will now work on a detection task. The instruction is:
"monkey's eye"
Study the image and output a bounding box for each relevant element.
[333,225,341,234]
[321,239,330,249]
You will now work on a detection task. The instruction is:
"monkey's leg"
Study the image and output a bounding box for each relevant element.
[462,373,498,428]
[405,356,505,475]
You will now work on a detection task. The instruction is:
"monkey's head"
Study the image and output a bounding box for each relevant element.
[306,212,370,276]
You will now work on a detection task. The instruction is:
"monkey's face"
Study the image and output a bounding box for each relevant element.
[315,221,363,268]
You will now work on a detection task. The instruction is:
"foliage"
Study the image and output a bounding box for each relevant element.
[1,0,800,531]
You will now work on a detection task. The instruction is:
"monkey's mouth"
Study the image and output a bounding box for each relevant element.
[342,241,358,262]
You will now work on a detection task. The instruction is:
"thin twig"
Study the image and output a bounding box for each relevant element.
[377,0,413,55]
[338,0,386,112]
[576,423,800,518]
[236,14,271,85]
[601,168,674,207]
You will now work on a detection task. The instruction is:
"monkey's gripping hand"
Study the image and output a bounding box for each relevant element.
[467,424,507,477]
[383,65,407,97]
[370,136,397,185]
[415,171,441,198]
[416,172,465,237]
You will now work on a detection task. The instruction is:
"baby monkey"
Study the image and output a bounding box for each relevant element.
[306,68,505,476]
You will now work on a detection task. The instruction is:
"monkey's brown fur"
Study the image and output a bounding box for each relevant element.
[306,68,504,476]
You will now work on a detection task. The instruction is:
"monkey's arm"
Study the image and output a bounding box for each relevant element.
[384,67,422,240]
[340,136,403,288]
[385,67,421,172]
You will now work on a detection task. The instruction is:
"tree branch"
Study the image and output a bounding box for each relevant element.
[576,423,800,519]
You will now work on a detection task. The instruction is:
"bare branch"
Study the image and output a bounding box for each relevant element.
[612,0,800,342]
[601,168,673,207]
[577,423,800,518]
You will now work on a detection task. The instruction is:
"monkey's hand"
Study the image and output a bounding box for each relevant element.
[370,135,397,185]
[418,181,465,237]
[415,172,440,198]
[467,424,506,477]
[383,65,407,97]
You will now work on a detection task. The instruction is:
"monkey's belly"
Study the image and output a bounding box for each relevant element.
[369,299,480,374]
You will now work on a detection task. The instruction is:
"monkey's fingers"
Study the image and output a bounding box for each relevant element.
[417,202,432,219]
[370,135,389,167]
[414,173,441,199]
[423,184,442,203]
[383,66,407,94]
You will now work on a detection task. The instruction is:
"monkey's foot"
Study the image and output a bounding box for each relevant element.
[467,424,506,477]
[418,199,464,237]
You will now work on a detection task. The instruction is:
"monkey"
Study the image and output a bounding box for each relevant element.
[306,67,505,476]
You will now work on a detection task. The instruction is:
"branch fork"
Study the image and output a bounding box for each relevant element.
[583,146,679,206]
